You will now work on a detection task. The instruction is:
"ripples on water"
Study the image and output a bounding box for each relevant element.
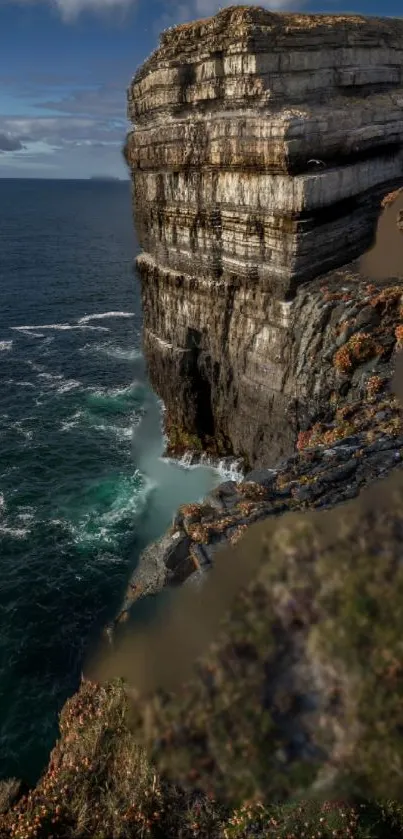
[0,179,241,785]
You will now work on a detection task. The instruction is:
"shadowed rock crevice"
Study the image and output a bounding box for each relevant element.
[185,328,216,442]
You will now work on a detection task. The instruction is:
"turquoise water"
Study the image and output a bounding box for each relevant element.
[0,179,237,786]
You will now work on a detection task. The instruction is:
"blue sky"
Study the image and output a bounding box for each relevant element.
[0,0,401,179]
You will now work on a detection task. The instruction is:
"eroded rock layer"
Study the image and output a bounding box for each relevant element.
[125,6,403,468]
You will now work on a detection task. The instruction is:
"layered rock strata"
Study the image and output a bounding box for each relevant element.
[125,6,403,468]
[111,268,403,628]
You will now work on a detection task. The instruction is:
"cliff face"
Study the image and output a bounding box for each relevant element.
[125,6,403,469]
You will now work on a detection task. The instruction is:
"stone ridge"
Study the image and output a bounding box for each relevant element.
[126,8,403,471]
[131,7,403,90]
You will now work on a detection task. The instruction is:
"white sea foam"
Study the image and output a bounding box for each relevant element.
[26,361,45,373]
[198,453,245,481]
[7,380,36,389]
[37,372,82,394]
[57,380,81,394]
[81,325,110,332]
[17,323,75,331]
[60,410,86,432]
[162,451,244,482]
[87,382,140,400]
[13,421,33,442]
[1,415,34,442]
[12,327,46,338]
[37,372,64,382]
[66,471,153,552]
[16,507,35,525]
[0,340,12,351]
[77,311,135,325]
[79,343,142,362]
[14,322,109,333]
[0,525,29,539]
[100,346,142,362]
[91,416,139,444]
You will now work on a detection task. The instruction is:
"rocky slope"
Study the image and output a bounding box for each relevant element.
[125,5,403,468]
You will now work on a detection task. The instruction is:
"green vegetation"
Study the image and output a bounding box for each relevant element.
[2,676,403,838]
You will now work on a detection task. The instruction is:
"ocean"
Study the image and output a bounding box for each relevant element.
[0,178,240,787]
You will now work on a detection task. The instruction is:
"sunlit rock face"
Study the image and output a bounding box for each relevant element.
[125,6,403,469]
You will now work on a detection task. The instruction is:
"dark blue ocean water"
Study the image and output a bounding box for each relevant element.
[0,179,239,787]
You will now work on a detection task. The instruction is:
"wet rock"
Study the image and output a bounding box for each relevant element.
[206,481,241,512]
[243,469,278,489]
[164,534,194,581]
[203,494,226,513]
[358,450,401,474]
[213,481,238,497]
[109,413,403,630]
[125,530,192,604]
[190,542,216,571]
[316,459,358,486]
[366,435,403,453]
[354,305,381,331]
[330,435,363,450]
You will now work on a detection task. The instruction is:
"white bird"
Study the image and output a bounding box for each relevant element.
[307,158,326,167]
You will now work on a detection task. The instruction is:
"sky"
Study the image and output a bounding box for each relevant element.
[0,0,402,179]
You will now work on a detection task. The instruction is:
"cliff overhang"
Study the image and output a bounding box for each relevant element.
[125,5,403,470]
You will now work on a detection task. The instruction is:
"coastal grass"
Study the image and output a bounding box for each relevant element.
[2,678,403,838]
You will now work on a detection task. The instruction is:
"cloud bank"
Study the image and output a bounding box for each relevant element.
[6,0,303,22]
[0,132,25,151]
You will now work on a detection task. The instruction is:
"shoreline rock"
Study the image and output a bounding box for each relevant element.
[110,368,403,632]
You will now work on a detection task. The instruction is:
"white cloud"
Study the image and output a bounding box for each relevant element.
[53,0,132,20]
[5,0,304,23]
[194,0,300,13]
[2,0,135,21]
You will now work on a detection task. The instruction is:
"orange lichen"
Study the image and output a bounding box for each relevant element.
[395,324,403,345]
[366,375,386,399]
[186,523,211,544]
[296,430,314,451]
[179,503,202,518]
[322,290,352,303]
[228,524,248,545]
[369,285,403,311]
[237,500,258,516]
[381,187,403,208]
[333,332,384,374]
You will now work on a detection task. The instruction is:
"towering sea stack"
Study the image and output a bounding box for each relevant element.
[125,6,403,470]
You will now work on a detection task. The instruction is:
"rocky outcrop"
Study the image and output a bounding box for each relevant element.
[125,6,403,469]
[107,261,403,631]
[113,354,403,626]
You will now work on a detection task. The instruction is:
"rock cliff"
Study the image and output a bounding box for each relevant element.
[125,5,403,469]
[3,11,403,838]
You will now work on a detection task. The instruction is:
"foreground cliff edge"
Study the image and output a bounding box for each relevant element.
[2,6,403,838]
[2,431,403,837]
